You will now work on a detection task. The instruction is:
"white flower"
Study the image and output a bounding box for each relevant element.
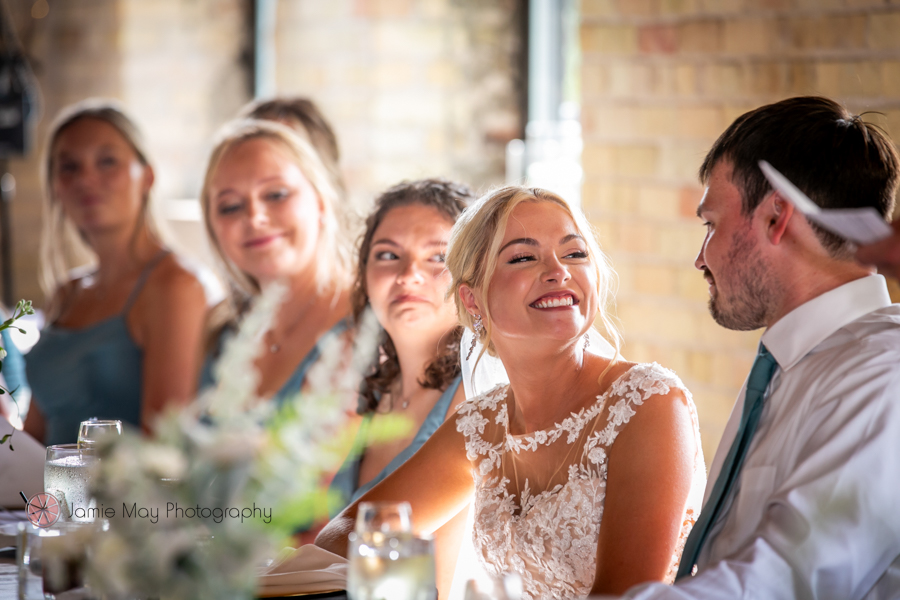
[90,532,131,595]
[140,444,187,480]
[199,430,263,466]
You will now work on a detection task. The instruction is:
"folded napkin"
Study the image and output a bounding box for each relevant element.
[257,544,348,597]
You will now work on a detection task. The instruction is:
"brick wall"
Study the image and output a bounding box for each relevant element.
[2,0,249,308]
[2,0,523,307]
[581,1,900,461]
[272,0,525,211]
[3,0,123,308]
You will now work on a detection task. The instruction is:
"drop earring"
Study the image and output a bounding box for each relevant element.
[467,314,484,360]
[583,333,591,350]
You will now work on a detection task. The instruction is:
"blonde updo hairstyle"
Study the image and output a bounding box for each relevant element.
[446,186,620,364]
[40,98,159,301]
[200,119,352,307]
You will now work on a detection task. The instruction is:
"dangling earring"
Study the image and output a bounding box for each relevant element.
[583,333,591,350]
[467,314,483,360]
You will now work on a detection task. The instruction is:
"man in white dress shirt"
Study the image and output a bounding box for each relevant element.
[621,97,900,599]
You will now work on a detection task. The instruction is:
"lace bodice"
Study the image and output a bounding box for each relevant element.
[455,363,705,600]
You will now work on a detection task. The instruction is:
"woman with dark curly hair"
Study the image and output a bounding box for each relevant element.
[330,178,475,513]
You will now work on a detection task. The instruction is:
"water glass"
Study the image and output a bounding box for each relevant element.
[44,444,97,523]
[77,418,122,449]
[347,533,436,600]
[15,522,43,600]
[355,501,412,537]
[347,502,435,600]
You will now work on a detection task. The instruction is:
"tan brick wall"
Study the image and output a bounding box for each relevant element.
[272,0,524,212]
[3,0,123,308]
[2,0,249,308]
[582,2,900,463]
[2,0,523,307]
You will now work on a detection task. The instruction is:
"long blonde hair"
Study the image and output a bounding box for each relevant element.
[238,97,347,204]
[446,186,621,364]
[199,119,352,312]
[39,99,159,300]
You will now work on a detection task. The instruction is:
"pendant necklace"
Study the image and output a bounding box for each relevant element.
[266,297,318,353]
[389,381,411,411]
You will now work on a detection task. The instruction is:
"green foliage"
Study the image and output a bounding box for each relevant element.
[1,299,34,449]
[75,284,385,599]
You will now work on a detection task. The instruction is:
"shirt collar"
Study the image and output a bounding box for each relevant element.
[761,275,893,371]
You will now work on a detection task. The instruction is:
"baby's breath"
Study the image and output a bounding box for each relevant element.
[60,283,380,600]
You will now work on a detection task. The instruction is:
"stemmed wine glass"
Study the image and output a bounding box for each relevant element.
[346,502,436,600]
[77,418,123,450]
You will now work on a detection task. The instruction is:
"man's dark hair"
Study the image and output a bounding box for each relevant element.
[699,96,900,256]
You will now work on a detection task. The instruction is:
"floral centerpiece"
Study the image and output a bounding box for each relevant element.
[54,283,383,599]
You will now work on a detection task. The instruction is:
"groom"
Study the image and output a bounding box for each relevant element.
[620,96,900,599]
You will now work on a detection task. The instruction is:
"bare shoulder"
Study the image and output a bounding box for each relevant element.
[605,361,697,457]
[140,254,208,308]
[130,255,209,339]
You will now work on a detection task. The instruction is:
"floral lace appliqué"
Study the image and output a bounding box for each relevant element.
[456,363,698,600]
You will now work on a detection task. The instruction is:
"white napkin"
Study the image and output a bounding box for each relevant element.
[257,544,348,597]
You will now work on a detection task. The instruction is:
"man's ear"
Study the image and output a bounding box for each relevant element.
[459,285,482,316]
[761,191,794,245]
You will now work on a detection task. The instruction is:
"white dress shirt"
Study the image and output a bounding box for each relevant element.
[624,275,900,600]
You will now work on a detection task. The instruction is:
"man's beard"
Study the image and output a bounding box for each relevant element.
[707,231,772,332]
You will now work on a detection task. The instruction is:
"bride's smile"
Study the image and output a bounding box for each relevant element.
[529,291,578,309]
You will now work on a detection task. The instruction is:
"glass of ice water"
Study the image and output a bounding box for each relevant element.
[347,502,436,600]
[355,501,412,535]
[77,418,122,450]
[44,444,98,522]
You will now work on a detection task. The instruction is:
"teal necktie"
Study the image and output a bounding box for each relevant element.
[676,343,778,580]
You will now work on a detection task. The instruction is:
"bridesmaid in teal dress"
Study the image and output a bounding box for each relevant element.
[24,100,210,445]
[328,179,474,594]
[199,118,353,415]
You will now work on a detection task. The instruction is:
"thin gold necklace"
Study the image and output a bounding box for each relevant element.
[265,297,318,353]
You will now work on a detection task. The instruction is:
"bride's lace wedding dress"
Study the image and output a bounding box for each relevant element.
[455,363,706,600]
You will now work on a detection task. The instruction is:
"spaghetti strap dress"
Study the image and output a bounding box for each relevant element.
[328,375,462,515]
[25,252,169,445]
[199,318,351,409]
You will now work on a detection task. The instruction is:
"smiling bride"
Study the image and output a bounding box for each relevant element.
[316,186,706,599]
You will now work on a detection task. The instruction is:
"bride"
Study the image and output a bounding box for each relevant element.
[316,186,705,598]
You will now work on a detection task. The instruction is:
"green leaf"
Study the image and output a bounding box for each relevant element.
[0,434,10,444]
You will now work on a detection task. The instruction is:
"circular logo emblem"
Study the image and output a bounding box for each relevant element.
[26,493,61,527]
